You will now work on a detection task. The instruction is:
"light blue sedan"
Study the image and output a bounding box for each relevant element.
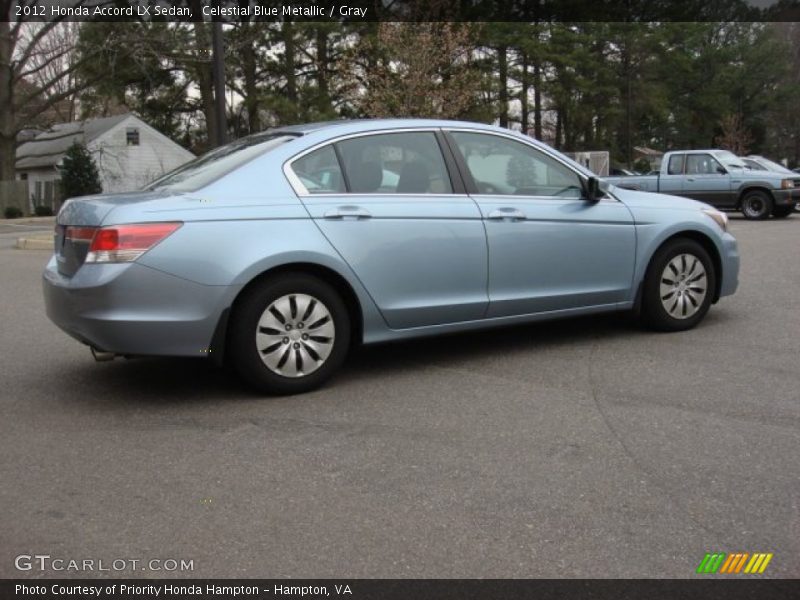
[43,120,739,394]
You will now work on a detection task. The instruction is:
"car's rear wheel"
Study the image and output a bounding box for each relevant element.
[772,205,793,218]
[642,239,716,332]
[229,273,351,395]
[740,190,772,220]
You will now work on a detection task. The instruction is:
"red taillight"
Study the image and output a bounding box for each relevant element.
[85,222,182,263]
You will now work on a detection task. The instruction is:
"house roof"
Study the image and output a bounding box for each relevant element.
[15,114,133,170]
[633,146,663,157]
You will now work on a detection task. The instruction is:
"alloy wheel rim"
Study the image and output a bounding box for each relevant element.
[745,197,763,217]
[659,254,707,320]
[255,293,335,378]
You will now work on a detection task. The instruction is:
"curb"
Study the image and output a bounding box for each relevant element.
[0,216,56,226]
[16,235,53,251]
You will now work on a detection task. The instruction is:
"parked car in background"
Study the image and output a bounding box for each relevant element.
[741,155,800,212]
[742,155,794,174]
[44,120,740,394]
[605,149,800,219]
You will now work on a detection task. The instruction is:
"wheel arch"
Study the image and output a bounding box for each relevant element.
[737,185,774,209]
[637,230,723,313]
[210,262,365,365]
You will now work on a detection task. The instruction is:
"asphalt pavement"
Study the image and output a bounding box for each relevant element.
[1,215,798,578]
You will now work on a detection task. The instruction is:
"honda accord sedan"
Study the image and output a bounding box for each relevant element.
[44,119,739,394]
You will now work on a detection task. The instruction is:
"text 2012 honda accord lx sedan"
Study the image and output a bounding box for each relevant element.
[44,119,739,394]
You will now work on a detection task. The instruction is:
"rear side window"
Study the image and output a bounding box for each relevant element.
[667,154,685,175]
[335,132,453,194]
[291,146,345,194]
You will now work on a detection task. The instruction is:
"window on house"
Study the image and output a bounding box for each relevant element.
[126,128,140,146]
[20,173,28,180]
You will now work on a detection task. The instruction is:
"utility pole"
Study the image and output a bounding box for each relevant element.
[212,16,227,147]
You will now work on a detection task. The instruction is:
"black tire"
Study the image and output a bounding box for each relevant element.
[229,273,351,395]
[740,190,773,220]
[641,239,716,332]
[772,205,793,218]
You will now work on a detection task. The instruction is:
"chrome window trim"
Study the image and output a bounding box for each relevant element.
[283,125,617,203]
[295,193,473,199]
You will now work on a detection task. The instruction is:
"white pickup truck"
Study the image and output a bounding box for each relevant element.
[604,149,800,219]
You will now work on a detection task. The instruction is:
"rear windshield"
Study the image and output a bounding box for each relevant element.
[145,133,297,192]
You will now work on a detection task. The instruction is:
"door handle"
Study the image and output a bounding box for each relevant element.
[487,208,526,221]
[323,206,372,220]
[686,177,695,182]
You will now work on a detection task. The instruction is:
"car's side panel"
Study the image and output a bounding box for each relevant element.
[134,215,390,341]
[303,195,489,329]
[629,214,739,300]
[473,196,637,315]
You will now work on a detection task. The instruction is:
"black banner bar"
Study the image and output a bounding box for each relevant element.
[3,579,800,600]
[4,0,800,23]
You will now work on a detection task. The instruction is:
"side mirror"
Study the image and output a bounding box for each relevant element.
[716,166,727,175]
[584,176,604,201]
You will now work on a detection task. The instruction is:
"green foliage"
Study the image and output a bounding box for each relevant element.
[73,21,800,165]
[34,205,54,217]
[4,206,23,219]
[633,158,652,173]
[59,142,102,199]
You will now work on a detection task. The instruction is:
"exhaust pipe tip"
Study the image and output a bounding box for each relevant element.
[90,347,116,362]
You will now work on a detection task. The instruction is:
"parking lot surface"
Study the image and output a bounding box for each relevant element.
[1,216,798,578]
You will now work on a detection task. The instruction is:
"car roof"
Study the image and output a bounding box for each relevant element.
[267,118,505,136]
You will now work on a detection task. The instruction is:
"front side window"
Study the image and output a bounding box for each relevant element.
[686,154,724,175]
[335,132,453,194]
[449,131,583,198]
[291,145,345,194]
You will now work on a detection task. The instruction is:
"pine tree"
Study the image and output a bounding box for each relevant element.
[59,142,102,198]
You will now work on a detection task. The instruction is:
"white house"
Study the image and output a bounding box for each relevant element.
[15,113,195,210]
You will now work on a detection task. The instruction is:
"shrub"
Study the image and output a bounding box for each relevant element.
[34,205,54,217]
[3,206,23,219]
[633,158,652,174]
[59,142,102,198]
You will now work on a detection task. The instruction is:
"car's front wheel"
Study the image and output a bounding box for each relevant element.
[229,273,351,395]
[740,190,772,220]
[642,239,716,332]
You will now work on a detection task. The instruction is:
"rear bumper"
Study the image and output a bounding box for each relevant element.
[718,232,739,298]
[43,256,240,357]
